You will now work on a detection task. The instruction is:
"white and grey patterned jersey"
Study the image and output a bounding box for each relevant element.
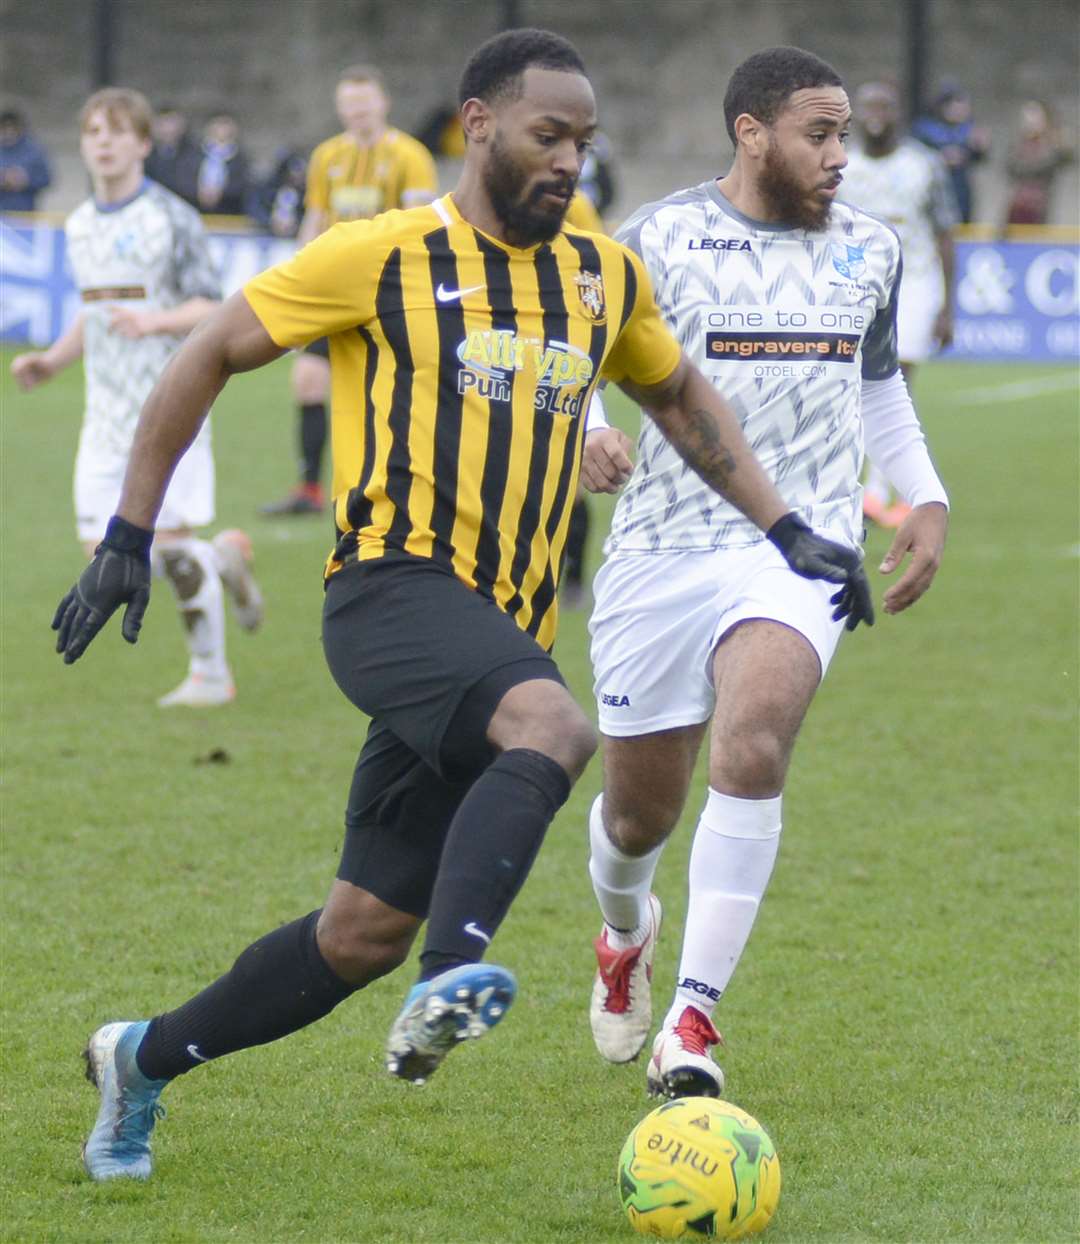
[608,181,901,553]
[838,140,957,283]
[65,178,220,457]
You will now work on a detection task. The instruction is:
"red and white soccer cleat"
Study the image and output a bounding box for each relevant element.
[589,893,662,1063]
[646,1005,725,1099]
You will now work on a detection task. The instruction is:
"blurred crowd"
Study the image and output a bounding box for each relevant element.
[0,84,1074,231]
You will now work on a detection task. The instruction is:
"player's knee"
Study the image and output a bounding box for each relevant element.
[489,680,596,780]
[316,904,416,986]
[559,705,598,774]
[719,728,789,796]
[291,355,328,404]
[158,542,204,602]
[317,922,412,987]
[604,799,680,856]
[532,699,596,781]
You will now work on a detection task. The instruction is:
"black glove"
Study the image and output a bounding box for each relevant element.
[52,516,153,664]
[767,512,874,631]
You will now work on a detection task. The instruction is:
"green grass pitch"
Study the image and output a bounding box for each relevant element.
[1,348,1077,1242]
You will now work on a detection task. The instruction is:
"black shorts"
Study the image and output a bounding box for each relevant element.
[302,336,330,359]
[335,720,469,916]
[323,553,565,914]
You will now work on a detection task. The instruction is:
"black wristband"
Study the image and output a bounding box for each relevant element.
[102,515,154,562]
[766,511,810,553]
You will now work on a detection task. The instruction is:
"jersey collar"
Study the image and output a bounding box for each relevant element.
[438,193,547,256]
[705,179,803,235]
[94,177,150,214]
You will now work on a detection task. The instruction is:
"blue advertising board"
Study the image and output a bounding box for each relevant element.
[950,240,1079,363]
[2,219,1077,364]
[1,217,295,347]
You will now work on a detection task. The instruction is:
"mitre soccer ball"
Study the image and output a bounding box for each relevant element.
[617,1097,781,1239]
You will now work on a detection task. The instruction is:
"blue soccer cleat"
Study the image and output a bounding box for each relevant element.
[385,963,517,1085]
[82,1021,168,1181]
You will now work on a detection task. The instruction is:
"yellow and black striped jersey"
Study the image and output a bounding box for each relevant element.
[306,129,438,226]
[244,193,681,649]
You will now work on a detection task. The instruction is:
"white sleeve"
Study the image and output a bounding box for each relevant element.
[861,372,949,509]
[585,390,610,433]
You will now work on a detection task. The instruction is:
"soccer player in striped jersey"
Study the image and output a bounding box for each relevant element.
[11,88,261,709]
[53,31,870,1182]
[582,47,949,1100]
[261,64,438,516]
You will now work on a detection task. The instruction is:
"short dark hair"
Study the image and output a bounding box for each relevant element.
[458,28,587,107]
[724,46,844,144]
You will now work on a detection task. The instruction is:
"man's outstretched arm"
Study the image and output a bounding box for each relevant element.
[117,293,283,527]
[52,293,284,663]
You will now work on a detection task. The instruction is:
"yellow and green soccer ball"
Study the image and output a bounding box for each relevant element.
[618,1097,781,1239]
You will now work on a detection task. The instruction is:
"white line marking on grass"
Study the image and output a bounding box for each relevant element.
[955,373,1080,405]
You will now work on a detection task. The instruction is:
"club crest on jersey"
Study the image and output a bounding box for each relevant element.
[830,242,866,281]
[574,270,607,323]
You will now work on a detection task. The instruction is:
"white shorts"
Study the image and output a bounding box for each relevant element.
[74,427,215,543]
[589,542,848,737]
[896,269,945,364]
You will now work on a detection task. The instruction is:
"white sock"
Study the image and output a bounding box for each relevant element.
[158,537,229,680]
[864,461,890,505]
[663,788,781,1029]
[588,794,664,948]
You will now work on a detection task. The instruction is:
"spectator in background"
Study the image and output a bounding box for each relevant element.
[259,65,437,517]
[0,107,52,211]
[840,80,957,529]
[911,80,989,223]
[1004,100,1073,227]
[196,113,252,217]
[145,103,201,207]
[416,102,468,159]
[250,147,308,237]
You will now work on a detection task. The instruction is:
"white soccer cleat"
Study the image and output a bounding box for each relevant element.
[156,672,236,709]
[212,528,264,632]
[647,1005,725,1100]
[590,893,662,1063]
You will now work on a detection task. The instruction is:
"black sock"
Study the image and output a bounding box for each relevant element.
[563,496,590,585]
[299,403,327,485]
[135,910,356,1080]
[419,749,571,981]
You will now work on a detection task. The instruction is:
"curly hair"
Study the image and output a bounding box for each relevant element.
[458,28,587,108]
[724,47,843,145]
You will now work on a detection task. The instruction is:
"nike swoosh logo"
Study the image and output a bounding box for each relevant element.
[436,282,485,303]
[186,1043,209,1062]
[464,921,491,944]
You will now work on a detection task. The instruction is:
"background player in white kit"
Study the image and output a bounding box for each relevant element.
[11,88,262,707]
[579,47,950,1098]
[839,80,958,529]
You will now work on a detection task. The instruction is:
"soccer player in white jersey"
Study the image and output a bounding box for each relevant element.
[11,88,262,707]
[580,47,949,1099]
[839,81,958,528]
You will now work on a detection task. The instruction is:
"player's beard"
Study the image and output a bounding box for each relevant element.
[759,140,832,232]
[484,132,575,247]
